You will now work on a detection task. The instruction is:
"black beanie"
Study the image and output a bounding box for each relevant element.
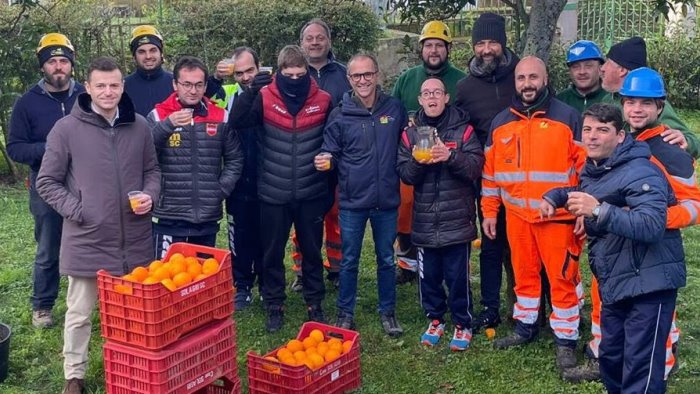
[606,36,647,70]
[472,13,507,48]
[37,45,75,68]
[130,34,163,55]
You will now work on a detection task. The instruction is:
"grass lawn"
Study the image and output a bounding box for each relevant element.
[0,112,699,393]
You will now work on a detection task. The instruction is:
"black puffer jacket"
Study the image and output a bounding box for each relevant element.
[148,93,242,223]
[396,105,484,247]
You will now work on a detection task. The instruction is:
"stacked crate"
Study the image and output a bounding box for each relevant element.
[97,243,240,393]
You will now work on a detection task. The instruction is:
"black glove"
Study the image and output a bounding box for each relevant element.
[250,72,273,94]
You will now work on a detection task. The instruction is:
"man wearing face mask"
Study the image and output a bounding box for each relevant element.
[8,33,85,329]
[392,20,466,285]
[230,45,332,333]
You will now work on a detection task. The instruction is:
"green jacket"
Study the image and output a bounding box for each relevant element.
[556,85,611,114]
[212,83,241,112]
[392,62,465,112]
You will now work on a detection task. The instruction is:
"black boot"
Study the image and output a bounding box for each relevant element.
[265,305,284,333]
[493,332,532,349]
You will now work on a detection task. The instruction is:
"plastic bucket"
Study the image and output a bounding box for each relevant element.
[0,323,10,383]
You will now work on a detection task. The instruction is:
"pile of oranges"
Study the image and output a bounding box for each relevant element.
[116,252,220,293]
[262,329,353,373]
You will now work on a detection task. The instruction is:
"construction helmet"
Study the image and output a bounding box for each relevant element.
[619,67,666,99]
[129,25,163,54]
[419,21,452,44]
[36,33,75,67]
[566,40,604,66]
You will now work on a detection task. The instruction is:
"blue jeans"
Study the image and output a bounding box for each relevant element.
[29,170,62,311]
[337,208,397,317]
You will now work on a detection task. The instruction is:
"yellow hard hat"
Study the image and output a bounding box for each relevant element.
[36,33,74,54]
[419,21,452,44]
[130,25,163,53]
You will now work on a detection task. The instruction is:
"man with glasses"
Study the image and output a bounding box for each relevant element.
[319,54,407,336]
[230,45,332,332]
[147,56,242,258]
[392,20,466,284]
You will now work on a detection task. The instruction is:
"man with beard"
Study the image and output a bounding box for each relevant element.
[482,57,585,372]
[454,12,519,332]
[125,25,222,117]
[392,20,466,284]
[557,40,610,113]
[600,36,699,158]
[8,33,85,329]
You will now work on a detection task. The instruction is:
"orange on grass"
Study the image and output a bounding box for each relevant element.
[131,266,149,282]
[202,258,219,275]
[308,353,325,370]
[302,337,318,350]
[169,252,186,265]
[309,329,324,343]
[286,339,304,353]
[186,261,203,277]
[293,351,307,363]
[161,278,177,291]
[342,340,353,354]
[148,260,163,272]
[172,272,193,288]
[142,276,160,285]
[472,238,482,248]
[324,349,341,363]
[316,342,329,357]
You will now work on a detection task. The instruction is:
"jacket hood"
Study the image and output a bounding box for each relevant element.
[75,91,137,127]
[416,104,470,133]
[584,133,651,178]
[35,78,80,98]
[467,47,518,82]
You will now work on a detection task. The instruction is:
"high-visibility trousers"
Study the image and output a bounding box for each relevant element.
[506,211,581,342]
[292,189,341,274]
[589,276,679,378]
[397,182,413,234]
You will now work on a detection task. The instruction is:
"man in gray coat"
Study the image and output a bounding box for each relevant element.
[37,57,160,394]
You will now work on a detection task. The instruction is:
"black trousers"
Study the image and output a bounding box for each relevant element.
[600,289,677,394]
[260,198,327,308]
[227,199,263,291]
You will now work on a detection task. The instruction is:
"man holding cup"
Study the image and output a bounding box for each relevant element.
[148,56,243,258]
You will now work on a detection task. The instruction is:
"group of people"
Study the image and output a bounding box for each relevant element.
[6,10,699,394]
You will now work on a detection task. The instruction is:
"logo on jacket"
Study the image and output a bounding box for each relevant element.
[169,133,181,147]
[305,105,321,115]
[379,115,394,124]
[272,103,287,114]
[206,123,217,136]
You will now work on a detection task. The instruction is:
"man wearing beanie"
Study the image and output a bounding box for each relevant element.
[392,20,466,285]
[125,25,222,117]
[454,12,519,333]
[601,36,700,158]
[7,32,85,329]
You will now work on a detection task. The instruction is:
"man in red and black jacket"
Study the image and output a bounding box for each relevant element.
[230,45,332,333]
[147,56,242,259]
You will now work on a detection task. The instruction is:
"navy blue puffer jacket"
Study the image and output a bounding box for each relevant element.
[544,135,686,305]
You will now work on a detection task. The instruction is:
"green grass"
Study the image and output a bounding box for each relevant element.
[0,183,699,394]
[1,113,700,393]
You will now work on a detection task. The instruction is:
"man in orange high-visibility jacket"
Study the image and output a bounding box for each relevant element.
[482,56,586,372]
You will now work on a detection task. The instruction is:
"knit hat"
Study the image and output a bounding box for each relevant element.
[130,34,163,55]
[129,25,164,55]
[606,36,647,71]
[36,33,75,67]
[472,13,507,48]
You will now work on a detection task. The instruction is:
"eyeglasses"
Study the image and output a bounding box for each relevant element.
[177,81,206,91]
[419,89,445,98]
[348,71,377,82]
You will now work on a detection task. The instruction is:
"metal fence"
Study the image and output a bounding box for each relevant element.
[577,0,663,49]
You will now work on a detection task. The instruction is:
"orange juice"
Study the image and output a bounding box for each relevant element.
[413,149,432,162]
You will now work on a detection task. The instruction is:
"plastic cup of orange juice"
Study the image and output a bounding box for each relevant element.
[317,152,332,171]
[259,66,273,75]
[128,191,143,212]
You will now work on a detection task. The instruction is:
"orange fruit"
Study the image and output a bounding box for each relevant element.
[152,267,171,281]
[324,349,341,363]
[342,340,353,354]
[172,272,193,288]
[202,258,219,275]
[187,261,203,277]
[169,252,186,265]
[142,276,159,285]
[262,356,281,373]
[309,329,324,343]
[472,238,482,248]
[316,341,329,357]
[293,351,307,363]
[305,347,318,357]
[277,347,293,360]
[148,260,163,272]
[302,337,318,350]
[161,278,177,291]
[168,261,187,277]
[485,328,496,340]
[279,355,297,366]
[114,284,133,295]
[308,353,325,370]
[122,274,138,282]
[185,256,199,266]
[131,266,149,282]
[287,339,304,353]
[194,274,208,281]
[327,338,342,347]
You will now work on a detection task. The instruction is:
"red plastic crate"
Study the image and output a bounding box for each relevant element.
[247,322,361,394]
[97,243,234,349]
[194,376,241,394]
[104,318,238,394]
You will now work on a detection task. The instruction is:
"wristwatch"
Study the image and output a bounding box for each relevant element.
[592,204,601,218]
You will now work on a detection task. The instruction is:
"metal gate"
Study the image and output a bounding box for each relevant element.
[577,0,663,49]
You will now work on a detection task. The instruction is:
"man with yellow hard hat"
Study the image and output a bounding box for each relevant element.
[8,32,85,331]
[392,20,466,285]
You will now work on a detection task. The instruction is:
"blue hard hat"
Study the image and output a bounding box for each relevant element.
[619,67,666,99]
[566,40,604,65]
